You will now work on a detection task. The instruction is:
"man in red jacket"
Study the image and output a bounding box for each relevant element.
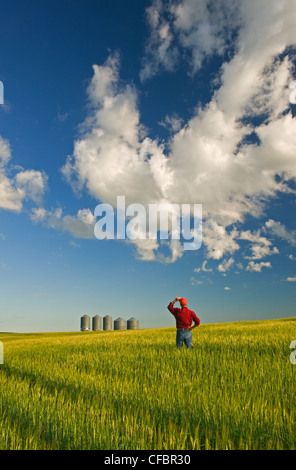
[167,297,200,349]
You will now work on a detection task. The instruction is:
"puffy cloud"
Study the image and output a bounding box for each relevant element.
[128,237,183,263]
[140,0,179,81]
[30,207,48,223]
[286,276,296,282]
[239,229,279,260]
[69,240,80,248]
[190,276,203,286]
[61,55,172,207]
[265,219,296,246]
[0,136,23,212]
[57,209,96,239]
[15,170,48,205]
[194,260,212,272]
[140,0,241,79]
[0,136,11,167]
[202,221,239,260]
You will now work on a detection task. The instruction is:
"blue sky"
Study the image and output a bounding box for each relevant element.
[0,0,296,332]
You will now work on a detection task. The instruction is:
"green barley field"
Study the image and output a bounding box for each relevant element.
[0,317,295,450]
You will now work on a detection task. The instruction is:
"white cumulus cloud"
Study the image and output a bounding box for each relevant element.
[246,261,272,272]
[265,219,296,246]
[218,258,235,273]
[30,207,96,239]
[239,229,279,260]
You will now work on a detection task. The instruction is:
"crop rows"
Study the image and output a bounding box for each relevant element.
[0,318,295,449]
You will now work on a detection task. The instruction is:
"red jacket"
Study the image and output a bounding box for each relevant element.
[167,302,200,329]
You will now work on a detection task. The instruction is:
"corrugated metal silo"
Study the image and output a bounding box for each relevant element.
[80,314,90,331]
[103,315,112,331]
[127,317,139,330]
[92,315,102,331]
[114,317,126,330]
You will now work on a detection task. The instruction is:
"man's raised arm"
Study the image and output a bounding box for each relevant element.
[167,297,180,313]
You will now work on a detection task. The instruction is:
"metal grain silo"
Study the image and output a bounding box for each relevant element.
[80,314,90,331]
[103,315,112,331]
[92,315,102,331]
[127,317,139,330]
[114,317,126,330]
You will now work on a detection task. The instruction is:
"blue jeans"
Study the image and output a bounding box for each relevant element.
[176,329,193,349]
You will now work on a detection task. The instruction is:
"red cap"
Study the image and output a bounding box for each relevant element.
[180,298,187,307]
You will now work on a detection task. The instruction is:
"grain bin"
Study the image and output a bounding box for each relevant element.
[127,317,139,330]
[103,315,112,331]
[114,317,126,330]
[0,341,3,365]
[80,314,90,331]
[92,315,102,331]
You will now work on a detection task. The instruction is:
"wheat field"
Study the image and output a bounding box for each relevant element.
[0,317,295,450]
